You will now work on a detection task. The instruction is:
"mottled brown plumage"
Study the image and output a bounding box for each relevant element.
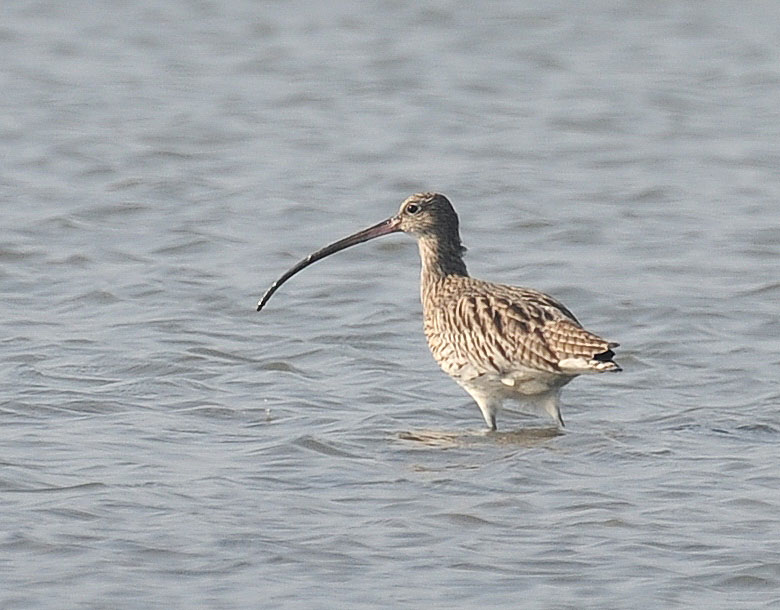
[257,192,620,430]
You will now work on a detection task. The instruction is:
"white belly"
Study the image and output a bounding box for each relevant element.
[454,367,574,400]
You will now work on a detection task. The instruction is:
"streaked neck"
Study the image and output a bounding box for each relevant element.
[417,235,468,283]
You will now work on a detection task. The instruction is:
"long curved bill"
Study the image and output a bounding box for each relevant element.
[257,215,402,311]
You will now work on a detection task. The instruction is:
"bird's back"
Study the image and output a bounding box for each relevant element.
[422,276,620,383]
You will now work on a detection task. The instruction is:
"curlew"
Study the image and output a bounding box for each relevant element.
[257,193,620,430]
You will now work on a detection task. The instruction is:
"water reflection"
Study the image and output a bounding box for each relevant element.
[397,426,562,448]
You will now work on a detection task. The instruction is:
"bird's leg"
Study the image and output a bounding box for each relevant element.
[540,389,565,427]
[463,389,500,431]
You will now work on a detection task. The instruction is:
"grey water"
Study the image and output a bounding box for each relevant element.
[2,1,780,608]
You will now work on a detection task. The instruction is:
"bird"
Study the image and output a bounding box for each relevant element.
[257,192,620,430]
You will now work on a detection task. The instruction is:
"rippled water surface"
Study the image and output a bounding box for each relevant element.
[3,1,780,608]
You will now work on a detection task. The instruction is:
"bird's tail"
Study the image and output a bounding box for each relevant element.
[558,342,621,373]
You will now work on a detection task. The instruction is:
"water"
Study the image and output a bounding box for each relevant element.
[2,1,780,607]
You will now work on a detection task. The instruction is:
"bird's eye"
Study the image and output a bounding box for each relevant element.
[405,203,421,215]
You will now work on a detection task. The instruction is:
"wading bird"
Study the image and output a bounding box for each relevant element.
[257,193,620,430]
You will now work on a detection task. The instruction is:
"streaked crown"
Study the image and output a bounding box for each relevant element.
[396,192,461,240]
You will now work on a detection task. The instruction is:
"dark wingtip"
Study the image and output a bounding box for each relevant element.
[593,346,621,372]
[593,348,616,362]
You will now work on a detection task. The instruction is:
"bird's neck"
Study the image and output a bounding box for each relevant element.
[417,234,469,285]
